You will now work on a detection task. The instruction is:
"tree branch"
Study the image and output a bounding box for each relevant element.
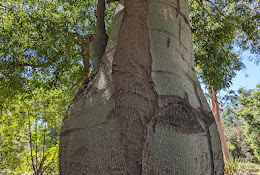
[82,40,90,82]
[106,0,118,3]
[12,50,65,68]
[70,78,83,91]
[90,0,108,74]
[195,0,211,14]
[96,0,106,38]
[35,118,38,173]
[28,110,36,174]
[38,156,47,175]
[41,153,57,175]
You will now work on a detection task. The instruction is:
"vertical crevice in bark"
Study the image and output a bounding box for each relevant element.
[205,125,215,174]
[112,0,158,174]
[184,73,216,174]
[176,0,180,18]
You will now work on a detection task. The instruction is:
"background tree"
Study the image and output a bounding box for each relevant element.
[0,0,117,98]
[221,84,260,163]
[236,85,260,161]
[189,0,259,161]
[0,87,73,174]
[0,0,116,173]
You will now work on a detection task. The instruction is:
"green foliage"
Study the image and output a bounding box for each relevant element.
[236,84,260,161]
[224,156,244,175]
[224,158,260,175]
[0,0,117,98]
[0,0,259,173]
[223,122,257,163]
[0,0,118,173]
[241,162,260,174]
[0,87,75,174]
[189,0,259,92]
[222,84,260,162]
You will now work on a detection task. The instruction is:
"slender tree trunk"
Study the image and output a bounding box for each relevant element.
[28,111,36,174]
[82,43,90,82]
[210,90,230,161]
[59,0,224,174]
[90,0,108,74]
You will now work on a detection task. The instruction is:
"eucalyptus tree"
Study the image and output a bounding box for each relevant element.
[189,0,259,161]
[190,0,259,92]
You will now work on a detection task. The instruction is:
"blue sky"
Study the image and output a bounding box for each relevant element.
[228,59,260,91]
[214,53,259,101]
[200,52,260,98]
[221,49,260,94]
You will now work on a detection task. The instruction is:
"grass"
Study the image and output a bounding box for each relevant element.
[225,158,260,175]
[241,162,260,175]
[224,157,244,174]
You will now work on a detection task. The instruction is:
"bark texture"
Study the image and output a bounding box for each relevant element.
[59,0,224,174]
[210,90,230,161]
[82,42,90,82]
[90,0,108,74]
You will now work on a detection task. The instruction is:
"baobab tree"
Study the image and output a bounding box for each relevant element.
[59,0,224,174]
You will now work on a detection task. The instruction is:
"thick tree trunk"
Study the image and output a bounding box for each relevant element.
[59,0,224,174]
[210,90,230,161]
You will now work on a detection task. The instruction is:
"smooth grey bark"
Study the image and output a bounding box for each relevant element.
[89,0,108,74]
[59,0,224,174]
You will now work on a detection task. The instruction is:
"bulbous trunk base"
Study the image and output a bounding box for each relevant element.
[59,0,224,174]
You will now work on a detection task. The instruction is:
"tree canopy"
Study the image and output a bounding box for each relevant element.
[0,0,259,95]
[0,0,117,98]
[190,0,259,92]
